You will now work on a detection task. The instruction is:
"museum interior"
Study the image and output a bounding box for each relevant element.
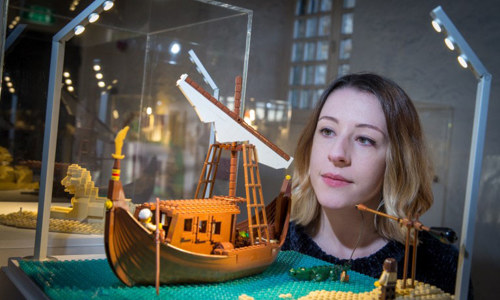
[0,0,499,298]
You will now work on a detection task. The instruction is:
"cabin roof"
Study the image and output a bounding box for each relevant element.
[142,197,242,215]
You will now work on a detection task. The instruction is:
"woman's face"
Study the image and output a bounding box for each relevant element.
[309,87,389,210]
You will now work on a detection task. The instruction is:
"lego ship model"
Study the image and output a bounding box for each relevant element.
[104,74,293,286]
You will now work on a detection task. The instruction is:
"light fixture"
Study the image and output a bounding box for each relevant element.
[6,82,12,87]
[103,1,114,11]
[430,6,492,299]
[457,54,468,68]
[4,76,10,82]
[8,88,15,93]
[170,42,181,55]
[98,81,105,87]
[67,86,74,92]
[431,19,442,33]
[146,107,152,115]
[36,0,120,264]
[63,72,70,78]
[65,79,72,85]
[74,25,85,35]
[444,36,455,50]
[88,13,100,23]
[93,64,101,71]
[95,72,103,79]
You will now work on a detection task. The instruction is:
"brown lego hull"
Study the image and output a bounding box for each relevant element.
[104,196,290,286]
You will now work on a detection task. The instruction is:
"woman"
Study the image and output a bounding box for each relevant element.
[283,73,459,295]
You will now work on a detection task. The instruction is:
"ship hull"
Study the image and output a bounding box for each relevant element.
[104,196,289,286]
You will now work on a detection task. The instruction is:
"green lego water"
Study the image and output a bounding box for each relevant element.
[19,251,376,299]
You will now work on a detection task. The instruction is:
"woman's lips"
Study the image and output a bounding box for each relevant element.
[321,173,353,187]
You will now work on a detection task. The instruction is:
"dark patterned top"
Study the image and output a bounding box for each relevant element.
[283,222,467,296]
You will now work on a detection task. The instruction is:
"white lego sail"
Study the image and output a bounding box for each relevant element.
[177,74,293,169]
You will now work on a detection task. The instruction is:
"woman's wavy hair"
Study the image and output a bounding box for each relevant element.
[291,73,434,243]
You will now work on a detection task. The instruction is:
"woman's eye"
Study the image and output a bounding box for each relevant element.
[319,128,335,136]
[357,136,376,146]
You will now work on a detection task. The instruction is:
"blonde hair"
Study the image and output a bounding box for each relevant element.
[291,73,433,243]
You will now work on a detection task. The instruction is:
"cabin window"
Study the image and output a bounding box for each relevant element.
[212,221,222,235]
[199,220,207,233]
[184,218,192,231]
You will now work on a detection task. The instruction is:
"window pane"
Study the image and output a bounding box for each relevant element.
[292,42,304,62]
[318,16,331,36]
[304,42,316,61]
[341,13,354,34]
[320,0,332,12]
[339,38,352,60]
[338,64,350,77]
[289,66,302,85]
[306,18,318,37]
[300,90,312,109]
[296,0,307,15]
[313,89,324,108]
[315,64,327,85]
[289,89,300,108]
[316,40,329,60]
[343,0,356,9]
[294,19,306,38]
[307,0,319,14]
[302,65,315,85]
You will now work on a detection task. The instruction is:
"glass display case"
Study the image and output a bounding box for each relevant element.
[0,0,253,257]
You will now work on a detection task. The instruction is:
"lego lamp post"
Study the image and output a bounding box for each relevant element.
[35,0,115,261]
[430,6,492,299]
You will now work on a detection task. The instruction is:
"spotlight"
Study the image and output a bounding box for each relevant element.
[93,64,101,71]
[63,72,70,78]
[88,13,100,23]
[74,25,85,35]
[431,20,442,33]
[95,73,103,79]
[457,54,468,68]
[444,36,455,51]
[67,86,74,92]
[103,1,114,11]
[98,81,105,87]
[65,79,72,85]
[170,42,181,55]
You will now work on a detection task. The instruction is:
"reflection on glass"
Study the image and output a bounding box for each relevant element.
[338,64,350,77]
[343,0,356,9]
[304,42,316,61]
[339,38,352,60]
[302,65,315,85]
[321,0,333,12]
[314,64,327,85]
[294,19,306,38]
[289,66,302,85]
[341,13,354,34]
[292,42,304,62]
[318,16,331,36]
[316,40,329,60]
[306,18,318,37]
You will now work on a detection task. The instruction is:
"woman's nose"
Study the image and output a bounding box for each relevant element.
[327,137,351,167]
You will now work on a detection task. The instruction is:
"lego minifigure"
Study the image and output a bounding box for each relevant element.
[138,208,162,232]
[375,258,397,300]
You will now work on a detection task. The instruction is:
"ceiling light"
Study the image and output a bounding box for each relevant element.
[74,25,85,35]
[63,72,70,78]
[98,81,105,87]
[444,37,455,51]
[93,64,101,71]
[96,73,103,79]
[103,1,114,11]
[65,79,72,85]
[431,20,442,33]
[170,42,181,55]
[88,13,100,23]
[67,86,74,92]
[457,54,468,68]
